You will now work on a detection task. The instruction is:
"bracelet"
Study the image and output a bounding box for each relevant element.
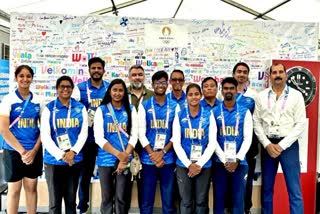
[162,149,167,154]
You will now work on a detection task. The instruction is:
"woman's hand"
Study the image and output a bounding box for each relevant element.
[116,161,128,174]
[117,151,130,162]
[188,163,201,177]
[21,149,37,165]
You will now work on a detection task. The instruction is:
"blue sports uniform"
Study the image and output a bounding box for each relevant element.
[138,96,178,214]
[73,79,110,142]
[41,97,88,214]
[171,106,216,213]
[167,91,186,110]
[139,97,177,165]
[93,103,138,214]
[200,98,222,113]
[0,90,41,151]
[95,104,137,166]
[72,79,109,212]
[175,107,214,168]
[212,103,253,214]
[42,98,87,165]
[0,90,43,182]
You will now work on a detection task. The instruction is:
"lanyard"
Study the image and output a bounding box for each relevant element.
[86,80,107,107]
[9,94,31,129]
[236,87,247,102]
[53,99,72,134]
[185,105,204,141]
[220,103,240,138]
[128,93,144,106]
[268,86,289,110]
[151,97,169,130]
[107,103,129,138]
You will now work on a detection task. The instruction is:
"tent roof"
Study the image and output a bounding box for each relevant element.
[1,0,319,43]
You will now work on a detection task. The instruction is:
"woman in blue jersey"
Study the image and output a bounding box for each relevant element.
[0,65,43,214]
[94,78,138,214]
[171,83,217,214]
[40,75,88,213]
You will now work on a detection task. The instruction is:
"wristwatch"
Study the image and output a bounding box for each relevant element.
[287,66,317,107]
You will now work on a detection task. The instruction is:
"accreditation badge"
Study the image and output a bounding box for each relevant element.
[190,145,202,162]
[56,133,71,151]
[88,109,96,127]
[224,141,236,162]
[154,133,166,150]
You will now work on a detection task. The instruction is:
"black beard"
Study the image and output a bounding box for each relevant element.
[225,93,233,101]
[154,91,166,96]
[91,76,103,82]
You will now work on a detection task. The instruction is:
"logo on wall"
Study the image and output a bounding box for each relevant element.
[162,26,171,36]
[159,26,174,45]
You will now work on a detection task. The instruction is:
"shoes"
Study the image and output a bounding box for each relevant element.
[77,204,89,214]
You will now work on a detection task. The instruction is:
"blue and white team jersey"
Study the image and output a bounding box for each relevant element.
[235,87,257,113]
[213,103,253,165]
[167,91,187,109]
[94,104,138,167]
[138,96,178,165]
[72,79,110,143]
[0,90,42,151]
[41,98,88,165]
[172,107,216,168]
[200,98,222,113]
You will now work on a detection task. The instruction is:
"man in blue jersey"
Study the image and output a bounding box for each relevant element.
[200,77,221,111]
[167,69,186,108]
[212,77,253,214]
[232,62,259,214]
[138,70,177,214]
[72,57,110,213]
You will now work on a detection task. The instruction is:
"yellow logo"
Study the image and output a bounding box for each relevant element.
[162,26,171,36]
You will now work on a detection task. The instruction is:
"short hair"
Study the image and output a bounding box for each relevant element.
[186,83,202,95]
[56,75,74,89]
[152,70,168,82]
[201,77,217,88]
[170,69,185,80]
[88,57,105,68]
[270,63,286,73]
[232,62,250,75]
[221,77,238,88]
[15,65,34,78]
[129,65,144,73]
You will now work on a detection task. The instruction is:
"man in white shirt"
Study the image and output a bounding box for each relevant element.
[253,63,306,214]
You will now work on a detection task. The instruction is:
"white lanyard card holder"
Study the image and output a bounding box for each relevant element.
[224,141,236,162]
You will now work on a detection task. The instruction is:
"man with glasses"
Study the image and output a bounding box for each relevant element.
[138,70,178,214]
[167,69,186,108]
[72,57,110,213]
